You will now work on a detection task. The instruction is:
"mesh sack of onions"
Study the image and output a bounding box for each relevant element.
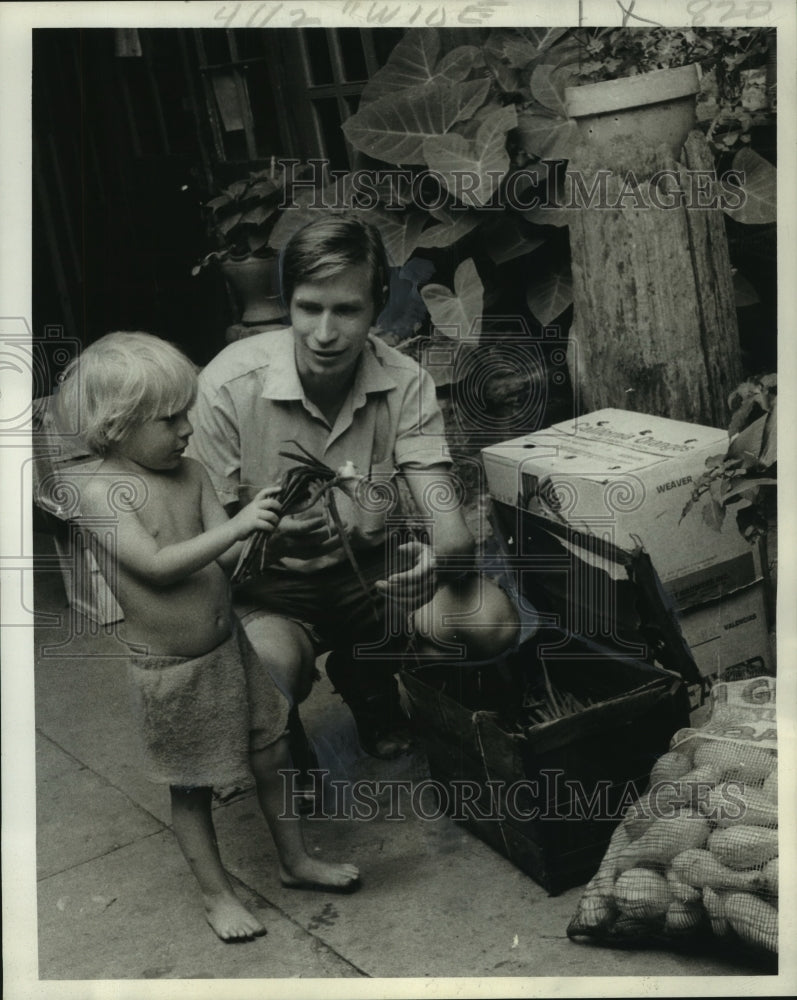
[567,677,778,956]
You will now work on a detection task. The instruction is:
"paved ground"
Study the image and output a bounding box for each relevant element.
[16,530,784,994]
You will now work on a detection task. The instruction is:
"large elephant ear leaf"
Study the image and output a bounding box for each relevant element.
[436,45,484,82]
[418,259,484,386]
[267,188,321,249]
[421,257,483,341]
[423,105,517,208]
[723,148,776,224]
[483,27,568,71]
[523,27,570,58]
[364,207,428,267]
[361,29,485,104]
[515,109,578,161]
[417,207,481,249]
[360,29,441,103]
[484,213,544,264]
[342,78,491,165]
[529,62,575,117]
[526,266,573,325]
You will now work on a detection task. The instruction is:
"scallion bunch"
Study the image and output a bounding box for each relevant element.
[231,443,378,622]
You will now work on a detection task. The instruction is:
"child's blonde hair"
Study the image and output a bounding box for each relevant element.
[57,331,198,455]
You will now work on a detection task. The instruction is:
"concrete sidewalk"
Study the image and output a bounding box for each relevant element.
[31,530,773,987]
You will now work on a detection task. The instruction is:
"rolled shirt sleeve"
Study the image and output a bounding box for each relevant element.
[392,360,449,469]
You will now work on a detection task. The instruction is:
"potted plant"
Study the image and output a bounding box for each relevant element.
[192,159,296,325]
[560,27,772,156]
[564,61,702,157]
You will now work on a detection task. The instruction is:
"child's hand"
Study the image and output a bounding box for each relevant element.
[231,488,282,540]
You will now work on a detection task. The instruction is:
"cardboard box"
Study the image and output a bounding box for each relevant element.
[402,630,690,895]
[678,580,774,680]
[482,408,762,608]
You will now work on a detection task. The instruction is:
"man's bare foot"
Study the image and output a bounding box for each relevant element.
[203,891,267,942]
[279,858,361,893]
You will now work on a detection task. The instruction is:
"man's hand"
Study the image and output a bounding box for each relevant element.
[374,539,437,611]
[267,506,343,560]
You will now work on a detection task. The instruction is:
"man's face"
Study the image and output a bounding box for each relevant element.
[290,262,376,387]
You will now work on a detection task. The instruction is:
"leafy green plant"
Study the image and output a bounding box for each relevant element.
[680,374,776,542]
[192,160,301,275]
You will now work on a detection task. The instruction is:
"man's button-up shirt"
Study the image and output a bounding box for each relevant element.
[188,327,450,573]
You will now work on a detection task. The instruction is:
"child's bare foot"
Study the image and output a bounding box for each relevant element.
[279,858,361,893]
[203,891,267,942]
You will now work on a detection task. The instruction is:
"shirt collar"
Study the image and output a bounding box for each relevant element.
[260,329,398,405]
[351,336,398,403]
[260,328,304,401]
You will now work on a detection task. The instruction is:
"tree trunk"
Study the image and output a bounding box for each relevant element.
[566,130,742,427]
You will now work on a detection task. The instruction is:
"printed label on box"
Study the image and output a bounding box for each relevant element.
[678,583,772,680]
[483,408,759,593]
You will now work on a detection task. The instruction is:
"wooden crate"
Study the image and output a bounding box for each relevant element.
[402,630,690,895]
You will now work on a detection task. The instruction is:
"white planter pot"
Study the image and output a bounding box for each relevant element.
[565,64,702,158]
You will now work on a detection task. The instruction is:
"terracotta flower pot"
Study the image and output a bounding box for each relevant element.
[565,64,702,158]
[221,254,286,324]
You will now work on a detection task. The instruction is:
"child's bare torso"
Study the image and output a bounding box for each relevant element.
[84,459,233,656]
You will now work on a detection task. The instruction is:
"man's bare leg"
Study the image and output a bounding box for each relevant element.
[411,575,520,658]
[251,736,360,891]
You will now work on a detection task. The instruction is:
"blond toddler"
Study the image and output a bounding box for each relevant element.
[57,331,358,942]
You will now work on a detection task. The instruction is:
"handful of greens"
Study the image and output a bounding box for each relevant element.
[231,441,368,595]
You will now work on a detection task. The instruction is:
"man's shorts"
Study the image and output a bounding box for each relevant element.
[233,550,407,660]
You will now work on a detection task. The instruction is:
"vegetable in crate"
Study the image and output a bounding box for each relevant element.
[522,661,596,725]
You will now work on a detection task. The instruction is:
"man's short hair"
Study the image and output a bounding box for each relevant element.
[56,331,198,455]
[280,216,390,319]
